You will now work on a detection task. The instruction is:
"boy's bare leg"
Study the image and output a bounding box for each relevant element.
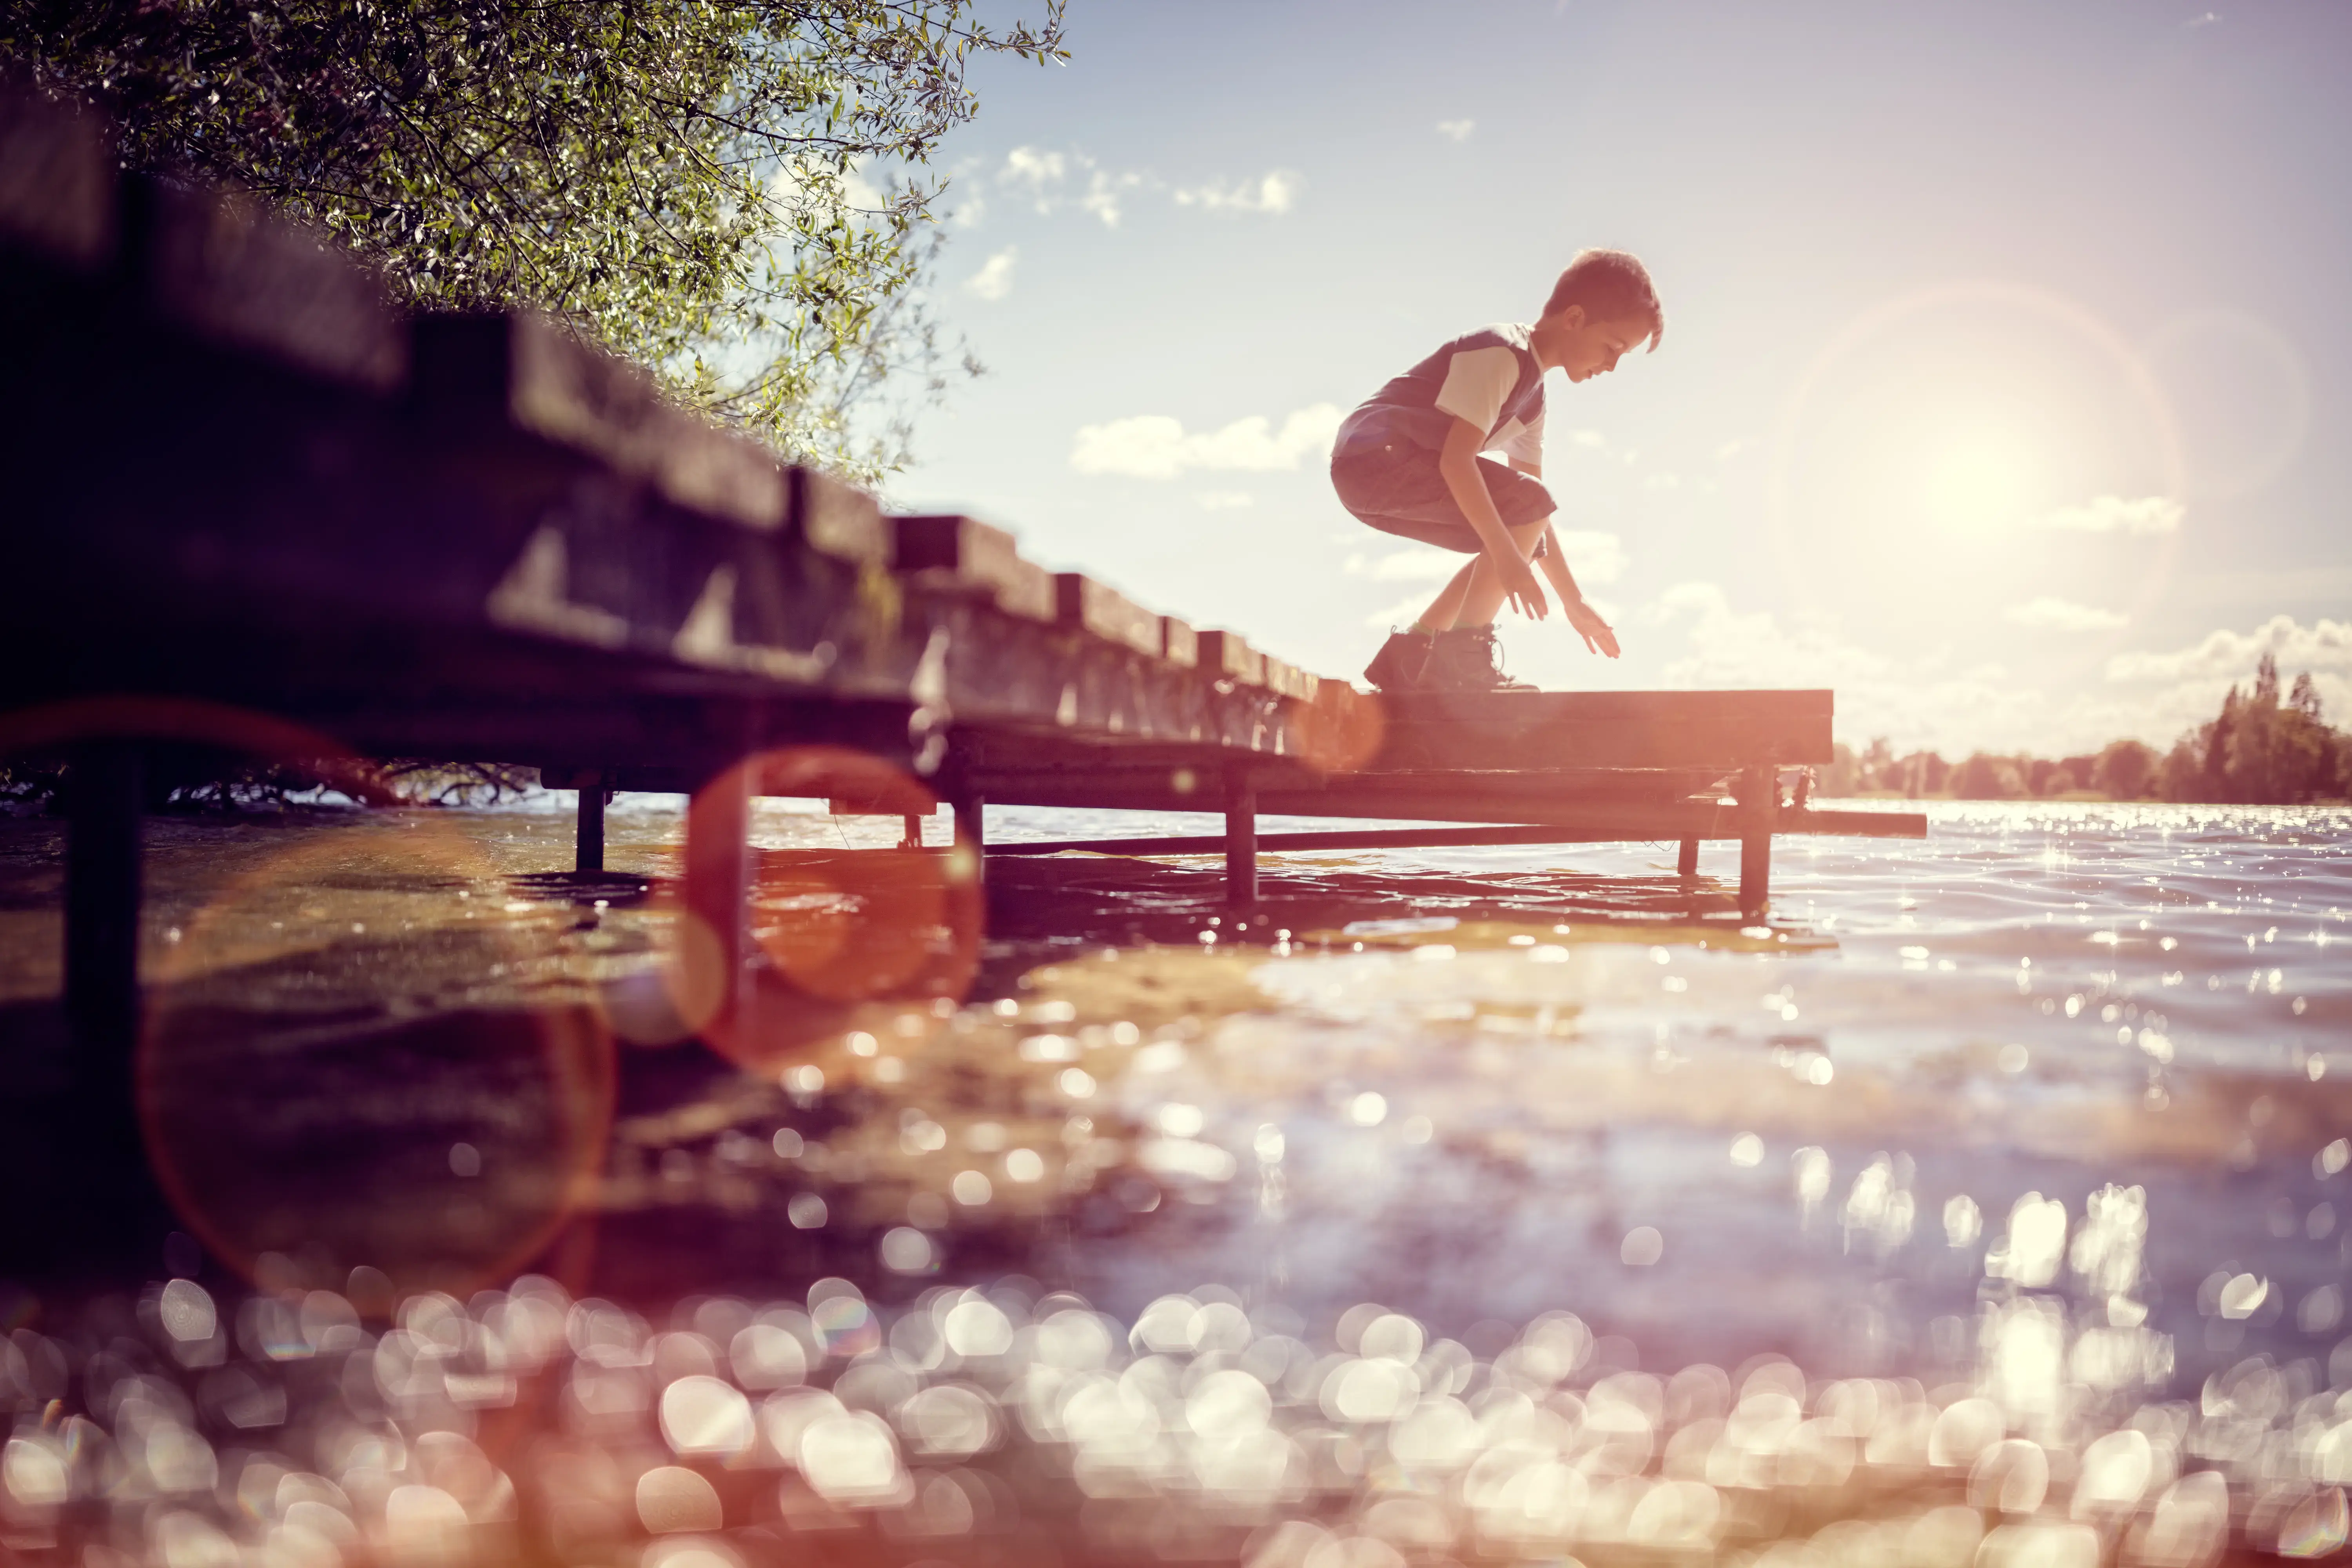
[1444,519,1550,629]
[1414,519,1548,632]
[1411,560,1480,633]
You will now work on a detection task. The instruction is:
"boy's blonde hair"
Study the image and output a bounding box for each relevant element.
[1544,249,1664,350]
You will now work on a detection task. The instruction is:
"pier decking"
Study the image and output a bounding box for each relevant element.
[0,91,1924,1072]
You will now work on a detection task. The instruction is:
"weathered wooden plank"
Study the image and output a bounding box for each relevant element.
[790,465,888,565]
[1379,688,1832,725]
[1261,656,1319,701]
[1054,573,1162,657]
[1161,616,1200,670]
[1374,714,1832,769]
[0,88,113,268]
[410,312,790,533]
[1197,630,1267,686]
[141,181,406,390]
[1366,690,1836,768]
[893,513,1055,620]
[969,762,1718,811]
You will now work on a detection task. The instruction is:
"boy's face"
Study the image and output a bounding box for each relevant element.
[1550,307,1652,383]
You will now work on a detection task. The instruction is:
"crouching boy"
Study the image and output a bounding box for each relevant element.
[1330,248,1663,692]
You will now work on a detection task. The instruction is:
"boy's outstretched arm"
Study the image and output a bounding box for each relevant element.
[1533,519,1621,658]
[1505,452,1620,659]
[1439,418,1547,621]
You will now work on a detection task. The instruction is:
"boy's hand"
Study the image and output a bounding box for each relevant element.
[1564,596,1619,657]
[1500,553,1548,620]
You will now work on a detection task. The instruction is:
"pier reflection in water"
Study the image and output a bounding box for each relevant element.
[0,797,2346,1565]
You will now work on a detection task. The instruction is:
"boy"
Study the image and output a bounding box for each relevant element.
[1330,249,1663,691]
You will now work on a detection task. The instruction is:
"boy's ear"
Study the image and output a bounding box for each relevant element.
[1542,302,1586,330]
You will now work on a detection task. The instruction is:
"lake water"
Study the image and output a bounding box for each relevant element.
[2,796,2347,1566]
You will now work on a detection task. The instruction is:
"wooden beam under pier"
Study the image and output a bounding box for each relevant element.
[986,807,1927,861]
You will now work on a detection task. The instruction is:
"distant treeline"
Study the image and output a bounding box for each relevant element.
[1824,653,2348,805]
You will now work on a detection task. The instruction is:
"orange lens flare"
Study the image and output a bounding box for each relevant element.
[138,819,617,1300]
[674,746,982,1071]
[0,694,617,1300]
[1294,682,1388,775]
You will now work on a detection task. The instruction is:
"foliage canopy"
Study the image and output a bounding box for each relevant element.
[3,0,1065,477]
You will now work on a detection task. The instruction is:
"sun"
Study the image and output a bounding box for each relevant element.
[1921,426,2043,533]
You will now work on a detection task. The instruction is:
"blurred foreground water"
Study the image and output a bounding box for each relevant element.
[0,797,2347,1566]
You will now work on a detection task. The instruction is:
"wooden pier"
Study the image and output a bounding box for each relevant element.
[0,91,1925,1070]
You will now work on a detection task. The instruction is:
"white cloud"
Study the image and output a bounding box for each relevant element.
[1553,529,1627,584]
[1069,404,1341,481]
[2066,640,2352,748]
[991,150,1299,225]
[2105,615,2352,684]
[962,246,1018,301]
[1367,592,1439,629]
[1354,547,1459,583]
[1629,590,2346,756]
[1567,429,1607,451]
[1715,437,1754,462]
[1082,169,1143,227]
[825,156,892,216]
[1173,171,1301,216]
[1351,532,1626,587]
[2004,597,2128,632]
[1350,532,1626,625]
[1196,491,1254,510]
[951,188,986,227]
[999,146,1068,209]
[1642,472,1682,491]
[2040,494,2183,535]
[1646,582,2044,751]
[1436,119,1475,143]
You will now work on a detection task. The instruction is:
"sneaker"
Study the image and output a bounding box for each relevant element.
[1428,625,1535,691]
[1363,628,1435,691]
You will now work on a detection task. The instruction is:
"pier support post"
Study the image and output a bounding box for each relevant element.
[55,740,166,1250]
[950,788,985,887]
[1737,764,1775,921]
[1676,837,1699,877]
[66,740,143,1067]
[683,763,755,1029]
[1224,767,1257,907]
[575,771,607,873]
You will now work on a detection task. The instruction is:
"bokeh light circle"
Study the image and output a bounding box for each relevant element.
[673,745,982,1071]
[0,697,618,1301]
[138,815,617,1299]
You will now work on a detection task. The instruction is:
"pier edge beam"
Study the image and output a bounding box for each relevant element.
[575,770,608,873]
[1737,764,1776,920]
[1676,837,1699,877]
[1224,766,1258,907]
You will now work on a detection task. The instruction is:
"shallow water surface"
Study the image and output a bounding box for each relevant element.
[2,797,2347,1565]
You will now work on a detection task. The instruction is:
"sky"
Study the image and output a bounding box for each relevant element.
[884,0,2352,757]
